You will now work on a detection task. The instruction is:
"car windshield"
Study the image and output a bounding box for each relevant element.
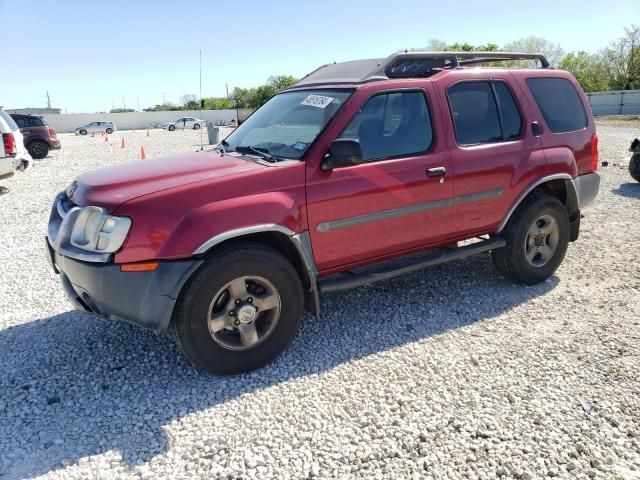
[221,89,353,160]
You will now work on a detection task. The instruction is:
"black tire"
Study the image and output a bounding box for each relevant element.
[492,193,570,284]
[168,125,176,132]
[106,128,113,134]
[173,242,304,374]
[630,153,640,182]
[193,123,201,130]
[79,129,87,135]
[27,140,49,159]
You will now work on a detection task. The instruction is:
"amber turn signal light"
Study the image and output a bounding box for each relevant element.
[120,262,159,272]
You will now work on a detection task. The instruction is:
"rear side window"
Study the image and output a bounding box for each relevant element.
[0,110,19,132]
[447,82,503,145]
[26,117,44,127]
[341,91,433,162]
[14,117,27,128]
[526,78,588,133]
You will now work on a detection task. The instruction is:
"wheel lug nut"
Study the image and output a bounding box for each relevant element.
[247,298,253,303]
[235,299,241,304]
[234,320,240,326]
[229,311,234,316]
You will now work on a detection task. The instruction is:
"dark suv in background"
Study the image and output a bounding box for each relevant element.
[10,114,60,159]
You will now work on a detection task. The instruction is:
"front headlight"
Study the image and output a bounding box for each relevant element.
[69,206,131,253]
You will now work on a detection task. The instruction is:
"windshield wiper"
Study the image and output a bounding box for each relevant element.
[235,145,279,163]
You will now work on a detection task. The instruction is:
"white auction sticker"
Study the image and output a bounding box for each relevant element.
[301,95,335,108]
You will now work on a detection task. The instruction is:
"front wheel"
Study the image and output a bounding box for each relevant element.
[630,153,640,182]
[492,193,569,284]
[172,242,304,374]
[193,123,201,130]
[79,129,87,135]
[168,125,176,131]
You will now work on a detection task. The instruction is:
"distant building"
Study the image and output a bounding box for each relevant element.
[5,107,62,115]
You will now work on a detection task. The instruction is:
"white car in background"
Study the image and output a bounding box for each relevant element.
[75,121,117,135]
[161,117,206,131]
[0,108,32,179]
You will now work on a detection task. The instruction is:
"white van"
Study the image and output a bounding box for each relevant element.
[0,108,32,179]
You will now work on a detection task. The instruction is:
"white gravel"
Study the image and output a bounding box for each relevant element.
[0,123,639,479]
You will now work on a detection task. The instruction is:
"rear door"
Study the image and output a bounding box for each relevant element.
[306,86,453,273]
[439,73,546,236]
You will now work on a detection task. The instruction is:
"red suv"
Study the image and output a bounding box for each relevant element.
[46,52,600,374]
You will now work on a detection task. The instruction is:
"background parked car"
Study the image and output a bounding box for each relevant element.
[0,108,32,177]
[11,114,61,159]
[161,117,206,131]
[75,121,116,135]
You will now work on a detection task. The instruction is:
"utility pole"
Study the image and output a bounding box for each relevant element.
[162,92,166,105]
[122,96,126,110]
[137,97,141,112]
[226,83,229,98]
[46,91,51,109]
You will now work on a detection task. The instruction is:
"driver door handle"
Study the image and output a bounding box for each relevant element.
[426,166,446,177]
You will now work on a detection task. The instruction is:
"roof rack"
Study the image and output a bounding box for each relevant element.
[291,51,550,88]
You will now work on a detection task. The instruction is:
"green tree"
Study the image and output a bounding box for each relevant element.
[109,108,135,113]
[559,52,609,92]
[600,24,640,90]
[203,97,233,110]
[502,36,565,67]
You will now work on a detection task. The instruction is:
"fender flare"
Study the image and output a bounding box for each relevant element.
[497,174,578,233]
[193,224,321,315]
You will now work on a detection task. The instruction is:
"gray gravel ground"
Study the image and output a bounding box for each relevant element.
[0,123,639,479]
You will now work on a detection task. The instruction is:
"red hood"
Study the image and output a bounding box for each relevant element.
[68,151,263,210]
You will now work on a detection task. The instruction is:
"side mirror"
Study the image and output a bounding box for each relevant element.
[321,139,363,171]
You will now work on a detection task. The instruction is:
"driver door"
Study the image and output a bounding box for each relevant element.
[306,88,453,273]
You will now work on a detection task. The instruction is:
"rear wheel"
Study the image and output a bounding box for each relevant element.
[173,242,304,374]
[27,140,49,159]
[193,123,201,130]
[106,128,113,134]
[630,153,640,182]
[492,193,569,284]
[79,129,87,135]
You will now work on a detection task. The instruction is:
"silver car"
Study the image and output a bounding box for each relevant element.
[161,117,206,131]
[75,121,117,135]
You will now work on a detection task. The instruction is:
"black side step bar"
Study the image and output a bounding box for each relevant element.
[318,237,506,293]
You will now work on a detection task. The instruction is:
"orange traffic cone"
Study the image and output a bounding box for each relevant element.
[140,146,146,159]
[121,138,125,149]
[104,135,108,143]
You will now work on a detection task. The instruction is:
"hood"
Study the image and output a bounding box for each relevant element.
[68,151,263,210]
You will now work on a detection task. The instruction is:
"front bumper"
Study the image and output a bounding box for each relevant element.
[49,139,62,150]
[47,237,203,333]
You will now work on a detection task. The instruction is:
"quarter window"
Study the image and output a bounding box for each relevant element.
[447,80,523,146]
[340,91,433,162]
[493,82,522,140]
[526,78,588,133]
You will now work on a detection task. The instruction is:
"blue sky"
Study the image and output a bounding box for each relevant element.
[1,0,637,113]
